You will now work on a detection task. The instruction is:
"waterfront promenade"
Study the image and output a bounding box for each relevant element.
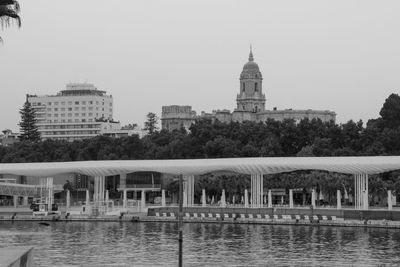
[2,204,400,229]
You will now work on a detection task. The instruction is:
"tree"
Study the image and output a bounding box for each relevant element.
[19,99,41,142]
[380,93,400,129]
[0,0,21,43]
[144,112,159,135]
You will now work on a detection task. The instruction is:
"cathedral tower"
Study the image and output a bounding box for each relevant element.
[236,48,266,112]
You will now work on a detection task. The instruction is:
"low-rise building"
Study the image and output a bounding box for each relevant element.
[0,129,20,146]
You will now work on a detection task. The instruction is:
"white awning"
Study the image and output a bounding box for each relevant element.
[0,156,400,177]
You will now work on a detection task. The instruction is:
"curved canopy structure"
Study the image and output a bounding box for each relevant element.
[0,156,400,177]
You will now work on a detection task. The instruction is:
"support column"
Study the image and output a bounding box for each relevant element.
[244,189,249,208]
[161,189,166,207]
[354,174,369,210]
[123,189,127,209]
[337,190,341,210]
[119,173,127,190]
[23,196,28,206]
[183,191,187,207]
[105,190,109,203]
[268,190,272,208]
[183,175,194,207]
[251,174,263,207]
[43,177,54,207]
[85,190,90,205]
[388,190,393,211]
[141,190,146,209]
[363,174,369,210]
[202,189,206,207]
[66,190,71,210]
[221,189,226,208]
[94,176,105,207]
[289,189,293,208]
[311,189,316,208]
[13,195,18,208]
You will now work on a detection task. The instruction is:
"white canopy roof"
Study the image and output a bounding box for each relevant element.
[0,156,400,177]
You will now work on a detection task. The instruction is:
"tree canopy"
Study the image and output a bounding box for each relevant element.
[0,0,21,43]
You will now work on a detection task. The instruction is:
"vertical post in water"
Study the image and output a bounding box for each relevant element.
[178,174,183,267]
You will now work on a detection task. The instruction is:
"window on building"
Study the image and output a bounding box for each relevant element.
[68,108,72,111]
[75,113,79,116]
[82,119,86,122]
[54,102,59,105]
[88,113,93,116]
[82,107,86,111]
[61,108,65,111]
[242,83,245,92]
[68,113,72,117]
[89,101,93,104]
[68,101,72,105]
[54,119,58,123]
[47,108,51,112]
[89,107,93,111]
[82,101,86,105]
[82,113,86,117]
[75,101,79,105]
[61,102,65,105]
[74,107,79,111]
[54,114,58,117]
[54,108,58,111]
[68,119,72,122]
[61,119,66,123]
[47,120,52,123]
[88,119,93,122]
[61,114,65,117]
[255,82,258,92]
[75,119,79,122]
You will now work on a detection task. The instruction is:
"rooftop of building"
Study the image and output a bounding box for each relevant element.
[27,83,110,98]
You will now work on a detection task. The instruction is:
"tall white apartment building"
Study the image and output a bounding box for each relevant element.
[28,83,117,141]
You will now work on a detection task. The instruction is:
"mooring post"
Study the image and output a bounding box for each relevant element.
[178,174,183,267]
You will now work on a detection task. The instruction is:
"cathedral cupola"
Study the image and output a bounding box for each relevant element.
[236,47,266,113]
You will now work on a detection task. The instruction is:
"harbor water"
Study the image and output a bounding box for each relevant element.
[0,221,399,266]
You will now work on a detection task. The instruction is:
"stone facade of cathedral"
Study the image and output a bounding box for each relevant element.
[161,50,336,131]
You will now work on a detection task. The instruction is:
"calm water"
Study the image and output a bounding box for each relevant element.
[0,221,399,266]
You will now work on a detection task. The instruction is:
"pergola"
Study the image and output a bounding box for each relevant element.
[0,156,399,210]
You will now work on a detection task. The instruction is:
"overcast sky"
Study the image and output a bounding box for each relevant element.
[1,0,399,131]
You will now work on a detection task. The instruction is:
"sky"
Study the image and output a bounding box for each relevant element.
[1,0,399,132]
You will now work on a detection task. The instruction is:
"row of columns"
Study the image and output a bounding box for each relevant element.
[65,172,394,212]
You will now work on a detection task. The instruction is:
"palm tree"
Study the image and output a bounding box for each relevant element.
[0,0,21,43]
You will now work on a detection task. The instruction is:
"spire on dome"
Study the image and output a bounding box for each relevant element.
[249,45,254,62]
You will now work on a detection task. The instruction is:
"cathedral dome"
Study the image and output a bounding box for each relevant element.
[243,61,260,71]
[241,48,262,78]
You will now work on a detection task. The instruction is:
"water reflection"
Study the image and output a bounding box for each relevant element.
[0,222,399,266]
